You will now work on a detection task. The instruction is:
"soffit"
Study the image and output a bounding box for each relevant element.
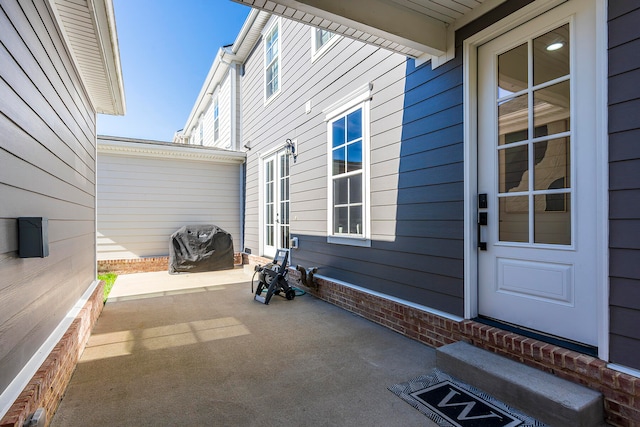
[52,0,125,115]
[231,0,490,58]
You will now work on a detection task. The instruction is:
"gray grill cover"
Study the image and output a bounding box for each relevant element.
[169,225,234,274]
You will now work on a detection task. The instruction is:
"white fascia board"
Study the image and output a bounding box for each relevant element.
[90,0,126,115]
[48,0,126,115]
[97,136,246,164]
[231,9,271,58]
[182,48,237,138]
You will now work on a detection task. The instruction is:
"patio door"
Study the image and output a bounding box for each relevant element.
[477,0,598,346]
[263,149,290,258]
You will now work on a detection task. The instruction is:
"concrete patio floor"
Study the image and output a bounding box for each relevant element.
[51,268,438,426]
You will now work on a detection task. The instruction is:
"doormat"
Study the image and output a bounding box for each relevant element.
[388,369,547,427]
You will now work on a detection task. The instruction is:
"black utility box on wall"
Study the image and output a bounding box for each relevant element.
[18,217,49,258]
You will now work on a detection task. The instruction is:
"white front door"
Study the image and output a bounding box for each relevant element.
[263,150,290,258]
[478,0,598,346]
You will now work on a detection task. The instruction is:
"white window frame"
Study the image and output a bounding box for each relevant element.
[198,119,203,146]
[311,28,339,62]
[213,96,219,143]
[263,17,281,104]
[324,83,372,247]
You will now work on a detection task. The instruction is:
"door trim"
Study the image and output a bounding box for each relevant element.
[462,0,608,359]
[258,143,288,258]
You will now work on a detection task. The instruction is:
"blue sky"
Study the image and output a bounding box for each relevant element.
[97,0,251,141]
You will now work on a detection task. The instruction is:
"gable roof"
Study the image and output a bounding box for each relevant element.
[181,9,271,138]
[50,0,126,115]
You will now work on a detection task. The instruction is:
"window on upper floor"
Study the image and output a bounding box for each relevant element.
[264,19,280,101]
[312,28,337,60]
[325,84,372,247]
[213,97,219,143]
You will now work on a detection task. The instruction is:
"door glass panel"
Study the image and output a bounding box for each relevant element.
[499,196,529,242]
[533,24,570,86]
[496,24,571,245]
[498,43,528,96]
[498,94,528,144]
[534,137,570,190]
[534,194,571,244]
[279,153,290,249]
[499,145,529,193]
[533,81,570,133]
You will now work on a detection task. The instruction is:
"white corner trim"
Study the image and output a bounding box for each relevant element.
[97,138,246,164]
[0,280,100,420]
[595,0,609,362]
[323,82,373,120]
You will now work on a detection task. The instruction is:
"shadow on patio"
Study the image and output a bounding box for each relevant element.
[51,268,437,426]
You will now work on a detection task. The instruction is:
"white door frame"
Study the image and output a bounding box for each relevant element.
[462,0,609,359]
[259,144,290,258]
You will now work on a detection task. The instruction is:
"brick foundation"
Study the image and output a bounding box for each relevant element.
[98,253,244,275]
[0,281,105,427]
[274,265,639,427]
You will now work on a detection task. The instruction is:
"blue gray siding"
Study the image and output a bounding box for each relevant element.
[608,2,640,370]
[0,0,97,395]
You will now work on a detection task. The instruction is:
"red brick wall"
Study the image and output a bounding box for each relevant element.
[0,281,105,427]
[283,270,640,427]
[98,253,244,275]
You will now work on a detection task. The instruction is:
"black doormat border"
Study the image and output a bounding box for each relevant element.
[388,369,547,427]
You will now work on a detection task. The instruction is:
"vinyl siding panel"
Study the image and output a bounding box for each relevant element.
[202,72,232,149]
[97,151,241,260]
[241,18,465,315]
[608,3,640,370]
[0,0,96,396]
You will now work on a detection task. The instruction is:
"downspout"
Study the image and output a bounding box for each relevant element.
[229,62,237,151]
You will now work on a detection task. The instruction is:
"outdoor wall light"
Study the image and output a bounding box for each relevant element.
[285,138,297,162]
[244,140,251,150]
[546,41,564,51]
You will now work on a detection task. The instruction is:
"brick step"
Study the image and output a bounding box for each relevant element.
[436,341,604,426]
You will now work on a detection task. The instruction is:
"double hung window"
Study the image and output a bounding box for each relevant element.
[213,97,219,143]
[264,20,280,101]
[312,28,338,61]
[325,85,371,246]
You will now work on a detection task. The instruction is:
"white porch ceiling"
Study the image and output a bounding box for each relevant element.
[51,0,125,115]
[231,0,491,59]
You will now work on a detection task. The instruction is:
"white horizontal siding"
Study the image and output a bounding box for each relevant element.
[97,150,242,260]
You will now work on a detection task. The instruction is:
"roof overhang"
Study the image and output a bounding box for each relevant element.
[98,136,247,164]
[231,0,507,65]
[49,0,126,115]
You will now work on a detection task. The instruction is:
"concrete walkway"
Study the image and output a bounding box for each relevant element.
[51,268,438,426]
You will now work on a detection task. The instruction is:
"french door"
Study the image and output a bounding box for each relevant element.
[477,0,598,346]
[263,150,290,258]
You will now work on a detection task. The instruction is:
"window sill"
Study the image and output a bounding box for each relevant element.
[327,236,371,247]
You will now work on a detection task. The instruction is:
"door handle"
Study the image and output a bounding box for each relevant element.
[478,193,488,251]
[478,212,487,251]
